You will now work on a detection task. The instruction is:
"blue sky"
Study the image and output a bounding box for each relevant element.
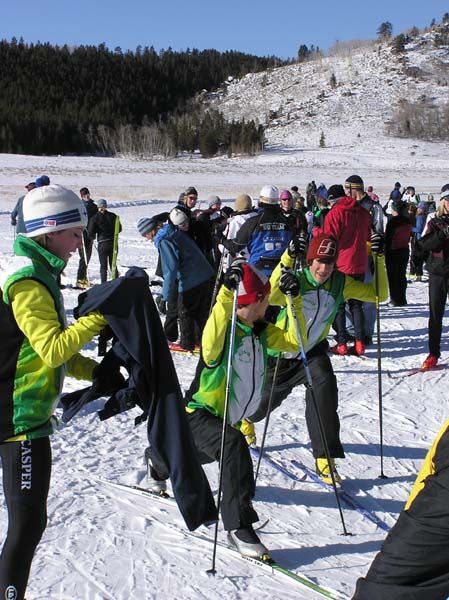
[2,1,448,58]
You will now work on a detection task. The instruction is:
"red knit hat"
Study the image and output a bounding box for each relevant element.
[238,264,271,305]
[307,234,338,263]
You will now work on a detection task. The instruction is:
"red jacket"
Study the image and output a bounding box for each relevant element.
[314,196,371,275]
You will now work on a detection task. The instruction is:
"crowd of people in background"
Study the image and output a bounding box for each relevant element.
[5,175,449,599]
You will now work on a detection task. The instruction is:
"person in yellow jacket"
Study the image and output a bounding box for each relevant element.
[185,259,302,558]
[0,185,107,600]
[249,231,388,485]
[353,418,449,599]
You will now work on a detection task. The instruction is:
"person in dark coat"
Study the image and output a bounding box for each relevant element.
[222,185,293,276]
[88,199,121,283]
[415,185,449,370]
[410,202,427,281]
[76,187,98,288]
[11,182,36,234]
[384,200,412,306]
[353,417,449,600]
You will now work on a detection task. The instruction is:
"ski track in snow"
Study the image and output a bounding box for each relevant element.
[0,155,449,599]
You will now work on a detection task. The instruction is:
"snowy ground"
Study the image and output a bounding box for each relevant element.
[0,153,448,599]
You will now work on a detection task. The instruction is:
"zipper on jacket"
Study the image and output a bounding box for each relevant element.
[307,288,321,339]
[237,336,257,422]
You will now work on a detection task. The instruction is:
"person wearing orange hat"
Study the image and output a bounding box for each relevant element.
[185,259,302,558]
[250,231,389,485]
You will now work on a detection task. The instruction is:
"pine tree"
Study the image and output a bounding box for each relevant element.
[392,34,408,54]
[377,21,393,40]
[319,131,326,148]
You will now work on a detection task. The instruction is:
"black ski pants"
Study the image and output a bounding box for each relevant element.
[0,438,51,600]
[97,240,115,283]
[353,425,449,599]
[428,272,449,358]
[249,350,344,459]
[164,287,179,343]
[410,235,424,277]
[178,280,212,351]
[334,273,365,344]
[187,409,259,531]
[76,233,94,281]
[386,248,409,305]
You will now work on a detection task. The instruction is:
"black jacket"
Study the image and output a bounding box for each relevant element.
[88,210,121,243]
[61,268,217,531]
[416,215,449,277]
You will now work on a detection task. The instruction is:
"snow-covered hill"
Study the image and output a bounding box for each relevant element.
[0,194,448,599]
[207,27,449,150]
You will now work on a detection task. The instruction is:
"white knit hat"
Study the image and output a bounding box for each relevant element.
[23,184,88,237]
[259,185,279,204]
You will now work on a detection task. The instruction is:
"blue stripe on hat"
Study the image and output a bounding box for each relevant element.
[25,209,82,232]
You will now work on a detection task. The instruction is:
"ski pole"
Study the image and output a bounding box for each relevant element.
[374,253,387,479]
[286,292,351,536]
[207,287,239,575]
[81,234,91,287]
[255,256,298,485]
[209,252,225,315]
[254,352,281,485]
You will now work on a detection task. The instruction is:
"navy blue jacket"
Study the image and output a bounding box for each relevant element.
[61,268,217,531]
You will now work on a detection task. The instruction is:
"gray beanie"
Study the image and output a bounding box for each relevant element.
[137,217,159,236]
[207,195,221,208]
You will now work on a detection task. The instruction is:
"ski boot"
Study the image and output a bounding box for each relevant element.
[330,343,349,356]
[144,448,167,495]
[76,278,90,290]
[421,354,438,370]
[228,525,269,558]
[354,339,365,356]
[240,419,257,447]
[316,457,342,486]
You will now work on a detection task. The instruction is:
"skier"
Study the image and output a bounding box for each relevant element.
[409,202,428,281]
[0,184,108,600]
[306,180,317,211]
[155,206,214,352]
[314,176,372,355]
[414,185,449,370]
[383,181,403,220]
[279,189,308,235]
[185,260,302,557]
[353,416,449,599]
[76,187,98,289]
[88,199,122,283]
[249,231,388,484]
[10,182,35,235]
[384,200,413,306]
[221,185,293,276]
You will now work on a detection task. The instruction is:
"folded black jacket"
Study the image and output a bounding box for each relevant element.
[62,267,217,531]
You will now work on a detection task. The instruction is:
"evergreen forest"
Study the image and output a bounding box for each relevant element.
[0,38,285,156]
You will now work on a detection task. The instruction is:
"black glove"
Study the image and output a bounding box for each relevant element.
[11,219,16,227]
[279,266,300,297]
[287,234,308,258]
[155,295,167,315]
[370,231,384,254]
[223,257,246,290]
